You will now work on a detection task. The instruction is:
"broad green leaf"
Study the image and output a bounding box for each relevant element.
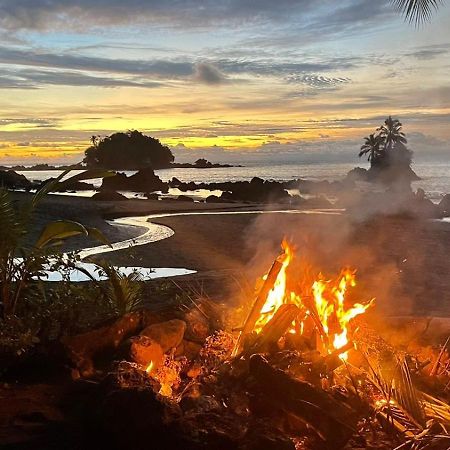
[35,220,88,249]
[55,169,115,192]
[87,227,112,246]
[32,170,70,208]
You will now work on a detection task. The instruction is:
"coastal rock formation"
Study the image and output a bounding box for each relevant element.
[0,170,32,190]
[101,168,168,193]
[219,177,291,203]
[39,177,95,192]
[176,195,194,202]
[439,194,450,216]
[346,167,369,182]
[92,191,128,201]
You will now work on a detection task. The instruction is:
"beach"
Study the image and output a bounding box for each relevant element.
[16,191,450,317]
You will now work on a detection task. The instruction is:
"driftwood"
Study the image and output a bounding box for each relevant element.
[233,254,285,356]
[62,310,162,377]
[249,354,358,448]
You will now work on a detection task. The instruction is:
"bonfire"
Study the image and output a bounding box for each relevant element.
[64,239,450,450]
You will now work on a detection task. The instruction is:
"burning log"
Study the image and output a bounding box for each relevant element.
[245,304,300,355]
[249,354,358,447]
[233,253,285,356]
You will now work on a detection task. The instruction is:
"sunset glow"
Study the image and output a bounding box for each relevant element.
[0,1,449,164]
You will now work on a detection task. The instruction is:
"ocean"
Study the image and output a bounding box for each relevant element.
[17,161,450,203]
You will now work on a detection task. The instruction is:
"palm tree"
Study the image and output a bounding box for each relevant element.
[377,116,407,152]
[359,134,383,163]
[392,0,443,25]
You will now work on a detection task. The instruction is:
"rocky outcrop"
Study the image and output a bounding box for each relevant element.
[439,194,450,216]
[0,170,32,190]
[39,177,95,192]
[101,168,168,193]
[176,195,194,202]
[140,319,186,353]
[346,167,369,182]
[219,177,291,203]
[92,191,128,201]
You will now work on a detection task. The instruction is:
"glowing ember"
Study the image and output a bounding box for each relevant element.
[253,240,374,359]
[144,355,184,398]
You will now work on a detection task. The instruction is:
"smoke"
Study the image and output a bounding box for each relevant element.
[241,203,435,317]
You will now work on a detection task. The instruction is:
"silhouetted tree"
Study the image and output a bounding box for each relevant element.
[358,116,416,182]
[377,116,407,152]
[83,130,174,170]
[359,134,383,163]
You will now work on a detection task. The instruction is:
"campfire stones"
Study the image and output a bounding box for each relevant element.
[184,308,212,342]
[130,335,164,368]
[175,339,203,360]
[140,319,187,353]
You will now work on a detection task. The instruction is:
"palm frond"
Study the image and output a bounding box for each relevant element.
[392,0,442,25]
[0,189,25,254]
[365,353,426,429]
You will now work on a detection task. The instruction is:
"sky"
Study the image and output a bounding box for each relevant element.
[0,0,449,165]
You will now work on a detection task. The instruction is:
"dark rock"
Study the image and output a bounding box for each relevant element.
[101,172,128,191]
[0,170,31,190]
[176,195,194,202]
[145,192,159,200]
[61,310,163,377]
[175,340,202,360]
[170,177,183,187]
[206,195,222,203]
[184,308,211,342]
[91,191,128,201]
[346,167,369,182]
[128,167,168,192]
[140,319,187,352]
[62,312,143,377]
[439,194,450,216]
[101,168,168,193]
[39,177,95,191]
[220,179,291,203]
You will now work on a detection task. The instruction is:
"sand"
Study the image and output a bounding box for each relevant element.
[12,191,450,316]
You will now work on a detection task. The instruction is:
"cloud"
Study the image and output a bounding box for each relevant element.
[0,68,163,89]
[0,46,193,78]
[287,74,351,89]
[193,62,227,84]
[0,45,365,89]
[406,44,450,60]
[0,1,365,31]
[0,117,60,127]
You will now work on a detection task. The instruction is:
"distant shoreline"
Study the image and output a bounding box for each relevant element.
[0,161,242,172]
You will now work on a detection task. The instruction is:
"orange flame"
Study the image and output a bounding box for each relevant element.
[254,240,374,359]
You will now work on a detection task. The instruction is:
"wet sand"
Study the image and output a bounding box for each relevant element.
[14,191,450,316]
